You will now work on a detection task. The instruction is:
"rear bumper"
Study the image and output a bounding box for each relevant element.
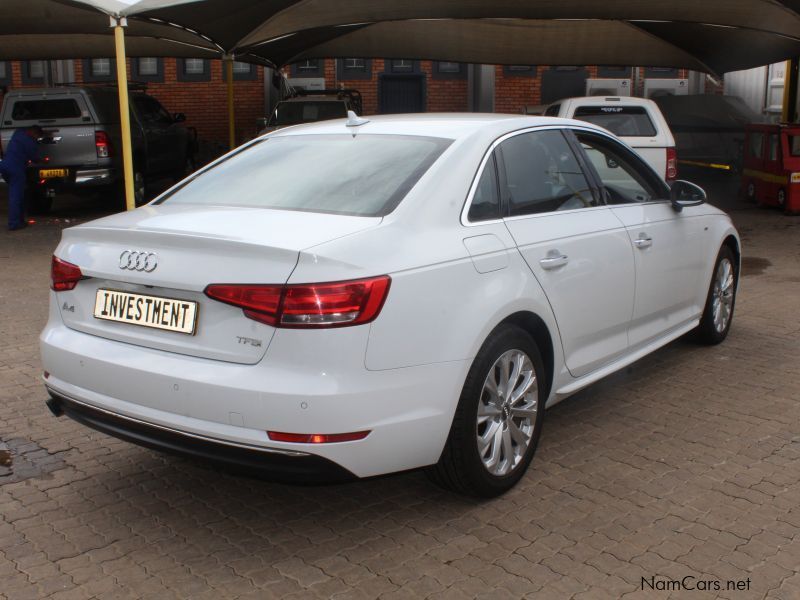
[46,389,355,482]
[40,319,470,478]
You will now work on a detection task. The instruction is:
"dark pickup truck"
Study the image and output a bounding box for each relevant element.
[0,86,196,212]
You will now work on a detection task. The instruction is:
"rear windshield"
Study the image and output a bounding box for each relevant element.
[11,99,82,121]
[269,101,348,127]
[158,134,452,217]
[573,106,657,137]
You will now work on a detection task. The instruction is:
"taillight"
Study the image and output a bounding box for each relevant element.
[95,131,112,158]
[666,147,678,181]
[51,256,83,291]
[205,275,391,328]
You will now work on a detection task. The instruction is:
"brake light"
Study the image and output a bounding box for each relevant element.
[51,256,83,291]
[95,131,112,158]
[267,431,370,444]
[666,147,678,181]
[204,275,391,328]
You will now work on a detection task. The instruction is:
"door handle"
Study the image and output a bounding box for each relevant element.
[633,236,653,249]
[539,250,569,270]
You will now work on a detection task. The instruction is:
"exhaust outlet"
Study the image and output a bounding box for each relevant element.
[45,397,64,417]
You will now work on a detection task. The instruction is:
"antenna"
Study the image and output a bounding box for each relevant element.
[346,110,370,127]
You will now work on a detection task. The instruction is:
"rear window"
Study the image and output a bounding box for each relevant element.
[158,134,452,217]
[11,99,82,121]
[573,106,657,137]
[270,101,348,127]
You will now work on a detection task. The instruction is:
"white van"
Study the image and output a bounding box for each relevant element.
[545,96,678,181]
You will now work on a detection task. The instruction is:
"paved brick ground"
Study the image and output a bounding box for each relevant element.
[1,172,799,599]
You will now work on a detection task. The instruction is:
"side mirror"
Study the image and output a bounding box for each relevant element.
[173,112,186,123]
[255,117,268,131]
[670,180,706,212]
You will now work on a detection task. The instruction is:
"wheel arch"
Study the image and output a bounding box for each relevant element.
[496,311,555,401]
[722,234,741,273]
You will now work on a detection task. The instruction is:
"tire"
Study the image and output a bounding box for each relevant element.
[744,181,756,203]
[695,245,738,345]
[777,188,787,208]
[118,168,146,210]
[428,324,546,497]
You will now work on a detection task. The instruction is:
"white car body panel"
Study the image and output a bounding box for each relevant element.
[41,113,739,481]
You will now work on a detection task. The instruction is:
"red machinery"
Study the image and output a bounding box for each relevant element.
[741,123,800,214]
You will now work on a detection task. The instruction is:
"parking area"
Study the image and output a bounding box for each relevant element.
[1,171,800,599]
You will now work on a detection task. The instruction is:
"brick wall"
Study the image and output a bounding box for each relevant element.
[0,58,265,149]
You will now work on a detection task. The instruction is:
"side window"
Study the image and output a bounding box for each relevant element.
[134,96,172,125]
[498,130,597,216]
[768,134,780,162]
[749,132,764,159]
[544,104,561,117]
[576,133,665,204]
[468,154,501,222]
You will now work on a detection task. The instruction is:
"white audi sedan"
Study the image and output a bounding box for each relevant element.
[41,114,740,496]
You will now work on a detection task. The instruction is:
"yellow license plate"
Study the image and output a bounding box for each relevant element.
[39,168,68,179]
[93,289,198,335]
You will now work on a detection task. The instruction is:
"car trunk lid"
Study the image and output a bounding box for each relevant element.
[54,205,381,364]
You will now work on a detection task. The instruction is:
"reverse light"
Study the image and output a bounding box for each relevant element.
[205,275,391,328]
[51,256,83,291]
[268,431,370,444]
[666,147,678,181]
[95,131,112,158]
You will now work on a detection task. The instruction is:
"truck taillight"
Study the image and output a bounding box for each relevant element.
[95,131,112,158]
[666,147,678,181]
[205,275,391,328]
[51,256,83,291]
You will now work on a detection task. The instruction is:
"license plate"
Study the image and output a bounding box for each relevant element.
[39,168,68,179]
[93,289,198,335]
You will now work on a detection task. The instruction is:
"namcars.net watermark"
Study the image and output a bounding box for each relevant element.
[643,576,752,593]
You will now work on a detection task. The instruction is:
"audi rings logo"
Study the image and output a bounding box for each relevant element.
[119,250,158,272]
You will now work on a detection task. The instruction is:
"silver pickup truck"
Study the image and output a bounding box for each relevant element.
[0,86,196,212]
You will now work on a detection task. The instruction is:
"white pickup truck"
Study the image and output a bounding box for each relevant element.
[545,96,678,181]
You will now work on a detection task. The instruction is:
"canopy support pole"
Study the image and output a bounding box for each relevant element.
[224,55,236,150]
[783,58,800,123]
[111,16,135,211]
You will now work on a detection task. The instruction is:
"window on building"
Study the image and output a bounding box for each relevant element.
[297,60,319,72]
[138,58,159,76]
[598,66,632,78]
[390,60,414,72]
[90,58,112,77]
[184,59,205,75]
[337,59,371,80]
[178,58,211,82]
[433,61,466,80]
[499,130,596,216]
[644,67,680,78]
[232,61,251,74]
[132,58,163,83]
[343,58,366,72]
[503,65,537,77]
[28,61,46,79]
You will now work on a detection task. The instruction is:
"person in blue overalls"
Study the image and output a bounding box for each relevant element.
[1,125,42,230]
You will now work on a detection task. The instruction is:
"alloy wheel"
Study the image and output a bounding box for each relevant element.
[711,258,735,333]
[476,349,538,476]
